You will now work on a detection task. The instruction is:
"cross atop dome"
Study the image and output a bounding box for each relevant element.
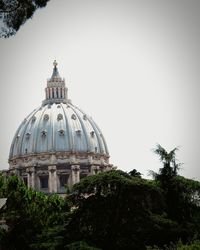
[53,60,58,68]
[51,60,60,79]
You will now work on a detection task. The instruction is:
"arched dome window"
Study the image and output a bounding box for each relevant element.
[71,114,76,120]
[26,132,31,139]
[41,130,47,137]
[57,114,63,120]
[59,129,65,136]
[43,114,49,120]
[32,116,36,122]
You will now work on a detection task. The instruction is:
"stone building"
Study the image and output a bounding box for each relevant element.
[5,61,112,194]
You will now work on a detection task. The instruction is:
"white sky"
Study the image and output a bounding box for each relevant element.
[0,0,200,179]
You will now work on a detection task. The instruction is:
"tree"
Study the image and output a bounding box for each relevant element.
[1,165,200,249]
[64,170,179,250]
[0,0,50,38]
[129,169,142,178]
[0,175,69,250]
[152,144,200,234]
[65,241,101,250]
[152,144,182,186]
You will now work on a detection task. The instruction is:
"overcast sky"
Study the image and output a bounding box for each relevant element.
[0,0,200,179]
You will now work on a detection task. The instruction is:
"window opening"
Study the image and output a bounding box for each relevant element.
[40,176,48,189]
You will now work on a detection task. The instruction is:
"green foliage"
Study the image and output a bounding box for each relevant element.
[65,241,101,250]
[129,168,142,178]
[177,241,200,250]
[153,144,182,183]
[147,240,200,250]
[0,0,50,38]
[65,171,170,249]
[30,225,65,250]
[0,174,6,197]
[0,175,69,250]
[0,158,200,250]
[66,163,200,249]
[71,169,145,202]
[152,145,200,227]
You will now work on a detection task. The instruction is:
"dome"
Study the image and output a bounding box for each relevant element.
[7,61,112,194]
[9,102,109,158]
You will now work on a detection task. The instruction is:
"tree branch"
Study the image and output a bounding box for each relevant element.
[0,1,21,13]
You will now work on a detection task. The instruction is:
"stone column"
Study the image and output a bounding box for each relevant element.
[35,174,40,191]
[65,89,68,99]
[52,166,57,193]
[26,168,31,188]
[31,167,35,188]
[50,88,52,98]
[54,88,57,98]
[71,165,80,185]
[26,167,36,188]
[48,166,57,193]
[48,166,53,193]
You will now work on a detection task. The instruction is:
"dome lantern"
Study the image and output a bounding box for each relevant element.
[42,60,68,106]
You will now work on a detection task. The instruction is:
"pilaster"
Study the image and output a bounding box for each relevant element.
[48,165,57,193]
[26,168,31,188]
[71,165,80,185]
[31,167,35,188]
[26,167,35,188]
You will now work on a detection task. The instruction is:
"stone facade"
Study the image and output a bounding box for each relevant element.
[6,152,112,194]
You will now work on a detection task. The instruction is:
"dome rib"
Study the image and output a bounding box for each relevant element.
[9,122,23,159]
[31,107,44,154]
[87,118,103,154]
[95,119,109,155]
[75,106,109,156]
[89,118,109,155]
[35,106,48,153]
[70,104,91,153]
[18,108,39,156]
[61,104,73,152]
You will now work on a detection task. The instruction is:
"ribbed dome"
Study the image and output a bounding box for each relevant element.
[9,61,109,165]
[9,102,109,158]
